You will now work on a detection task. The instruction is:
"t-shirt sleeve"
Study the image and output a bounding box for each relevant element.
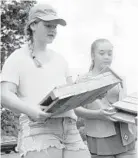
[1,53,20,86]
[59,55,73,83]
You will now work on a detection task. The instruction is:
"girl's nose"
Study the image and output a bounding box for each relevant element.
[50,27,57,33]
[104,53,110,59]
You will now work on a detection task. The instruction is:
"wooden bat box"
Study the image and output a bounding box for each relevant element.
[40,69,122,116]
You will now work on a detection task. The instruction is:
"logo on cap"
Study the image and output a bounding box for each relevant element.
[44,9,57,16]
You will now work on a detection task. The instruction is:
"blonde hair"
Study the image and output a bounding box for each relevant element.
[24,18,41,43]
[24,24,33,43]
[24,18,42,67]
[89,38,112,71]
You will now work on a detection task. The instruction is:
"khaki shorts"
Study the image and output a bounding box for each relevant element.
[92,148,137,158]
[17,116,88,157]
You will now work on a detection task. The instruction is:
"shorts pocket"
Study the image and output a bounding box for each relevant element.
[66,119,79,135]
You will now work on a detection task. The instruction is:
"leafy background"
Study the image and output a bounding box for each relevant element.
[1,0,36,137]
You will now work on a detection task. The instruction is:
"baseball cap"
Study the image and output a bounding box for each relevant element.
[27,4,66,26]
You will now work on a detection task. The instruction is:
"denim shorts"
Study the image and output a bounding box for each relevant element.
[17,115,88,157]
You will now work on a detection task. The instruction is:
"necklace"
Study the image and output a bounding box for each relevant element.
[28,42,42,68]
[31,52,42,68]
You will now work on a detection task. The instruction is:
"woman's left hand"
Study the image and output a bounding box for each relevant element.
[102,107,118,122]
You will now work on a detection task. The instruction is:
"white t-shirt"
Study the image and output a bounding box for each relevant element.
[1,44,77,120]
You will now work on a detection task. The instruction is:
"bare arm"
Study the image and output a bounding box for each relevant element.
[1,82,31,114]
[74,106,101,119]
[75,99,117,121]
[1,82,51,121]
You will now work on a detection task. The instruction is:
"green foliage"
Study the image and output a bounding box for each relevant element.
[1,109,20,136]
[1,0,36,137]
[1,0,36,68]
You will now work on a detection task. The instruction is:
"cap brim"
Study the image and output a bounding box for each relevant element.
[38,15,66,26]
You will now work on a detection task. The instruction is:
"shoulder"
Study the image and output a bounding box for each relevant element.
[4,44,28,64]
[1,45,29,85]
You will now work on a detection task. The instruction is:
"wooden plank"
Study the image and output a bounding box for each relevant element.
[112,112,136,124]
[111,93,138,124]
[113,101,138,114]
[123,93,138,105]
[127,92,138,98]
[123,97,138,105]
[112,93,138,114]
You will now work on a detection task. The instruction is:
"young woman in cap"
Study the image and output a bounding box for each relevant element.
[1,4,91,158]
[75,39,137,158]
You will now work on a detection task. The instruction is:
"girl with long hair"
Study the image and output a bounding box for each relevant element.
[75,39,137,158]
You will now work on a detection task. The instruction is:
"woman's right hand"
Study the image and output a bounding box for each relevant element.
[27,106,52,122]
[99,108,117,122]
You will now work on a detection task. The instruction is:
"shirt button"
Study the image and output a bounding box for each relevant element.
[124,134,129,141]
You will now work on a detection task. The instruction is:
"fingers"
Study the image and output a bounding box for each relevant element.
[100,108,118,122]
[39,106,52,119]
[103,107,117,114]
[43,113,52,121]
[107,116,118,122]
[40,111,51,117]
[40,105,49,112]
[102,110,116,116]
[37,109,52,121]
[39,113,51,122]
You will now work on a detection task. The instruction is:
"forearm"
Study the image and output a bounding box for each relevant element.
[74,107,100,119]
[1,90,33,116]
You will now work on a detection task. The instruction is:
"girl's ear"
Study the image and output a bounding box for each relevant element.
[30,22,36,32]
